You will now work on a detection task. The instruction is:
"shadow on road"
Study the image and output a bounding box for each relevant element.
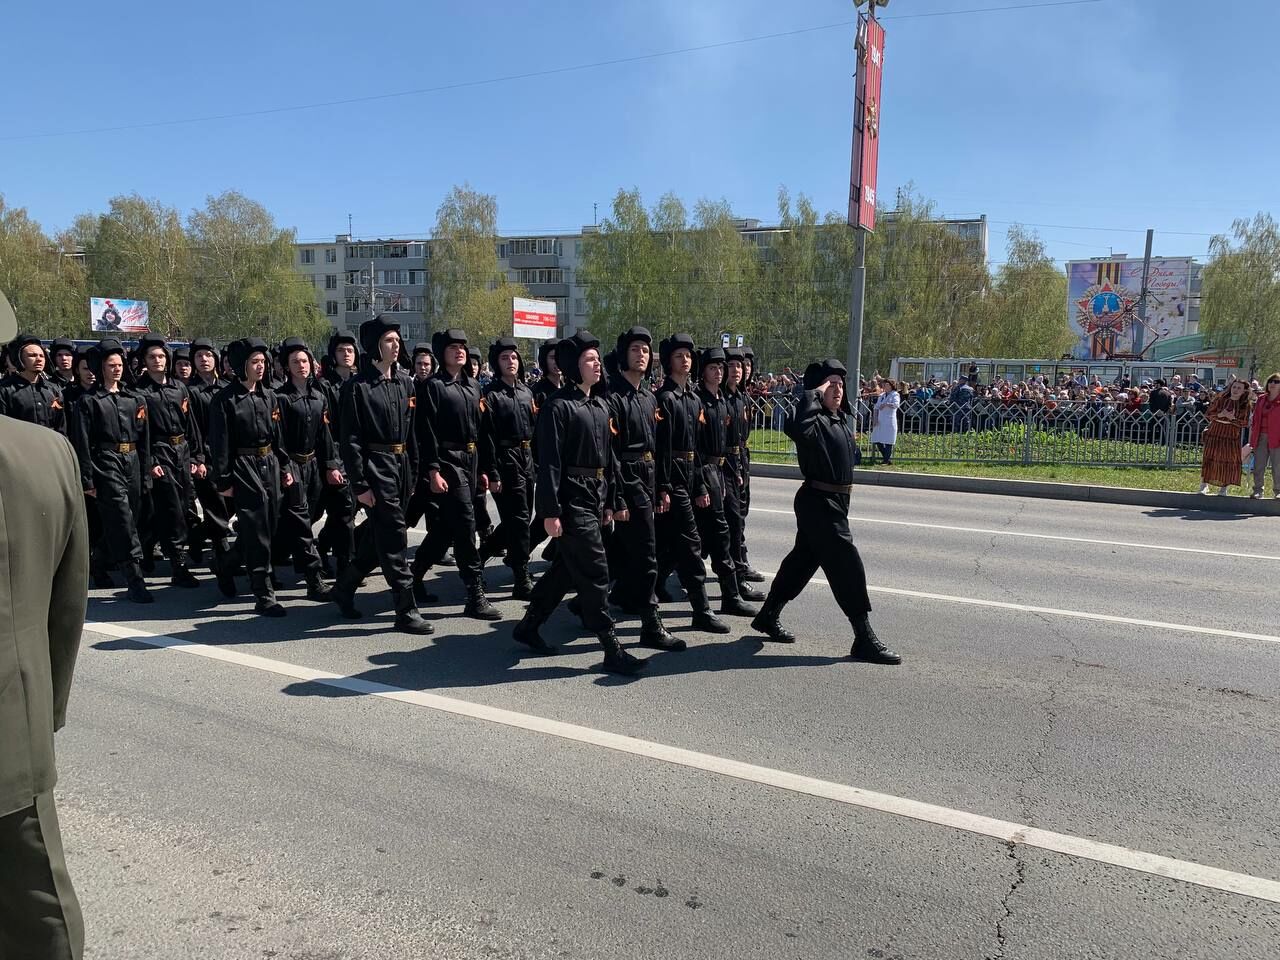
[1142,507,1261,522]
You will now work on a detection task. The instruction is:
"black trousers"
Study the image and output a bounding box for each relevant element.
[145,443,192,562]
[487,451,534,569]
[655,484,711,613]
[609,502,658,611]
[765,485,872,619]
[276,458,325,575]
[412,466,482,588]
[230,452,282,578]
[348,452,414,597]
[528,510,613,632]
[92,452,144,571]
[191,474,232,551]
[317,481,356,572]
[693,468,737,581]
[740,447,753,563]
[0,792,83,960]
[723,461,746,571]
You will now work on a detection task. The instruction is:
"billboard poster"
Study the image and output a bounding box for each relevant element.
[1066,258,1194,360]
[512,296,557,340]
[90,297,150,334]
[848,13,884,231]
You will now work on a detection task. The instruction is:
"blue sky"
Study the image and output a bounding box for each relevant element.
[2,0,1276,269]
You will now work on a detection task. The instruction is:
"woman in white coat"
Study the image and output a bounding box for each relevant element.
[870,380,901,464]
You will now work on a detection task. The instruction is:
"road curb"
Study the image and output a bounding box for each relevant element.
[749,462,1280,516]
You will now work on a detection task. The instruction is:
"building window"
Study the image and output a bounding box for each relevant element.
[346,297,362,311]
[409,243,424,258]
[325,248,337,263]
[574,298,586,316]
[326,300,339,316]
[300,249,315,265]
[575,241,583,257]
[325,275,338,290]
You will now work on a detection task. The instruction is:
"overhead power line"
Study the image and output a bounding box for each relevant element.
[2,0,1106,143]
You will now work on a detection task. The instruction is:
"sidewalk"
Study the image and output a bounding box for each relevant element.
[751,463,1280,517]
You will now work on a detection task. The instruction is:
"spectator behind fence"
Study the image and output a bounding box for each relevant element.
[1246,373,1280,499]
[870,379,901,464]
[1199,380,1252,496]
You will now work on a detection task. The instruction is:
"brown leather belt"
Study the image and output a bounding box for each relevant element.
[618,450,654,462]
[566,465,605,479]
[441,440,476,453]
[115,442,137,454]
[807,479,853,495]
[237,445,273,457]
[370,442,406,454]
[672,450,695,462]
[166,434,186,446]
[289,451,316,464]
[499,439,532,449]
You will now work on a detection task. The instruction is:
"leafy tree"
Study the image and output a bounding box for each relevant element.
[428,184,527,345]
[0,195,87,338]
[974,225,1074,360]
[1201,212,1280,378]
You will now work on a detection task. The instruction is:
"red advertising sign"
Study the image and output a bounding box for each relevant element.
[512,296,557,340]
[848,13,884,231]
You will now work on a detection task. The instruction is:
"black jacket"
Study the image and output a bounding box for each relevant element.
[534,385,620,520]
[339,367,418,499]
[786,389,860,486]
[606,372,658,511]
[416,370,483,494]
[481,377,536,483]
[276,378,340,469]
[0,373,66,435]
[654,378,706,498]
[68,386,150,492]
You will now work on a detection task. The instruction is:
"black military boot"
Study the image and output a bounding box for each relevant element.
[393,593,435,635]
[598,629,647,675]
[688,582,731,634]
[718,575,758,617]
[738,561,766,583]
[639,608,686,651]
[513,608,554,654]
[751,602,797,644]
[304,571,331,602]
[126,564,154,604]
[169,552,200,589]
[251,571,286,618]
[850,615,902,665]
[91,550,115,589]
[213,545,238,598]
[464,581,501,621]
[269,570,285,592]
[329,566,364,619]
[511,565,534,601]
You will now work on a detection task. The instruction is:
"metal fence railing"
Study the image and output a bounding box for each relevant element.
[744,394,1211,469]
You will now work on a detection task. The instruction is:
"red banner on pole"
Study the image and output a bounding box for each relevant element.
[848,14,884,231]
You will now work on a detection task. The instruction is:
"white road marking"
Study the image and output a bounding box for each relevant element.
[750,571,1280,647]
[85,618,1280,904]
[749,507,1280,561]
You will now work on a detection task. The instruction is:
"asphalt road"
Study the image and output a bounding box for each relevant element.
[55,478,1280,959]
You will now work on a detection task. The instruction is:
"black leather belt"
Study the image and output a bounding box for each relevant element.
[441,440,477,453]
[166,434,187,446]
[618,450,654,462]
[115,442,137,454]
[499,439,532,449]
[566,465,605,478]
[370,442,406,454]
[672,450,695,462]
[807,480,853,495]
[237,445,273,457]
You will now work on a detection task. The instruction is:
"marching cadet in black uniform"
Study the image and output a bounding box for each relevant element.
[0,332,67,434]
[605,327,683,651]
[48,336,78,392]
[316,331,360,575]
[134,333,202,588]
[466,344,494,546]
[751,359,900,664]
[653,334,730,633]
[208,337,291,618]
[67,338,154,604]
[330,316,433,635]
[186,337,237,594]
[411,342,435,382]
[723,348,766,588]
[693,346,761,615]
[527,339,564,555]
[274,337,338,601]
[63,347,112,587]
[172,346,194,383]
[409,329,499,620]
[737,345,765,582]
[512,331,646,675]
[479,337,537,599]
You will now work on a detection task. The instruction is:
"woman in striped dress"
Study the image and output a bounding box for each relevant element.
[1199,380,1252,495]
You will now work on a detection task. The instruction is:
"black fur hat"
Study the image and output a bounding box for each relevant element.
[658,333,697,375]
[555,330,601,386]
[227,337,270,380]
[487,337,525,380]
[615,326,653,373]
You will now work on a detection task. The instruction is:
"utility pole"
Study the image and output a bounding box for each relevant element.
[1134,228,1154,353]
[367,260,376,321]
